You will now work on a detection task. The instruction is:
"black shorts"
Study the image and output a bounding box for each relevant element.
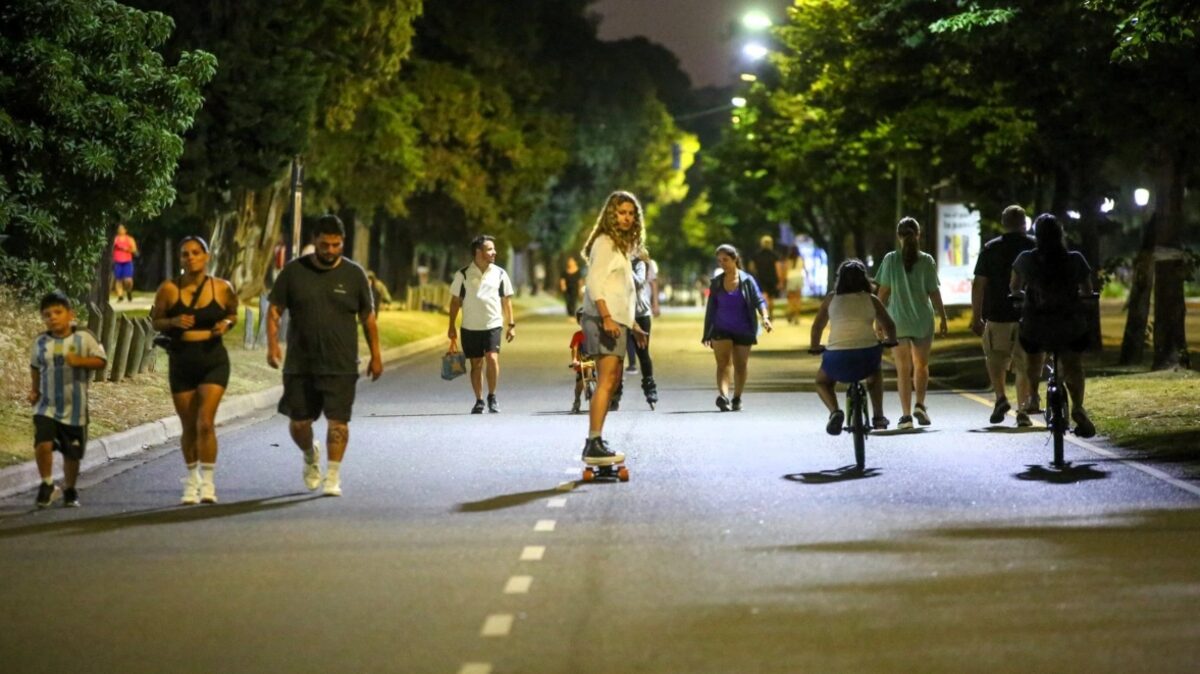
[709,327,757,346]
[460,327,502,359]
[33,416,87,461]
[168,339,231,394]
[279,374,359,422]
[1019,334,1090,355]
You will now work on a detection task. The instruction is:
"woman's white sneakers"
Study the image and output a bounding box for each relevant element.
[180,475,200,505]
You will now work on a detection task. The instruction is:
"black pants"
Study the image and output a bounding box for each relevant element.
[624,315,654,379]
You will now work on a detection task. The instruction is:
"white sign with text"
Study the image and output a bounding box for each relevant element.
[935,203,981,305]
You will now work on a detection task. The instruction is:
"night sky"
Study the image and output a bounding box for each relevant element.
[592,0,793,88]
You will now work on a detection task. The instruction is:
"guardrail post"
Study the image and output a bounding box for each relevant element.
[96,304,116,382]
[138,318,156,373]
[109,315,133,383]
[243,306,256,349]
[125,318,147,377]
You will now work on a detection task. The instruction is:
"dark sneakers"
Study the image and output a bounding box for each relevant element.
[716,395,730,412]
[63,488,81,508]
[471,399,485,414]
[826,410,845,435]
[731,397,742,411]
[990,398,1011,424]
[913,403,932,426]
[487,394,499,413]
[581,436,625,464]
[1072,408,1097,438]
[35,483,61,508]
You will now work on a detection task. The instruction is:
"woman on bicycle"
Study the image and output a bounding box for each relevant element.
[702,244,773,411]
[875,217,949,429]
[811,259,897,434]
[1009,213,1096,438]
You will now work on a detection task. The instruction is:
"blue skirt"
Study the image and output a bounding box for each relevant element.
[822,345,883,383]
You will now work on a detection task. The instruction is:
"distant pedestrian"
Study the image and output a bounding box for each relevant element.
[367,271,392,313]
[579,191,647,464]
[151,236,239,504]
[875,217,949,430]
[971,205,1037,426]
[111,224,139,302]
[702,244,772,412]
[560,256,582,317]
[748,235,782,320]
[568,308,591,414]
[29,291,108,508]
[784,246,805,324]
[267,214,382,497]
[810,260,897,434]
[627,246,660,406]
[448,235,516,414]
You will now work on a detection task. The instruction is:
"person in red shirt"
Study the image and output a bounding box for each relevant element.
[568,309,591,413]
[111,224,139,302]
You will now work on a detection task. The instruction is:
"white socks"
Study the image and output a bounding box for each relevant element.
[187,462,201,484]
[200,463,215,486]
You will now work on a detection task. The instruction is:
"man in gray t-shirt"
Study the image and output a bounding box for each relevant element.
[267,214,382,497]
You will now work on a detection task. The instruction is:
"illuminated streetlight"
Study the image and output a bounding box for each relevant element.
[742,42,769,61]
[1067,210,1081,220]
[1100,197,1115,213]
[740,73,758,82]
[1134,188,1150,207]
[743,10,773,31]
[731,96,748,108]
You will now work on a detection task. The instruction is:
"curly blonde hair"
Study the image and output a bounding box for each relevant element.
[583,191,644,258]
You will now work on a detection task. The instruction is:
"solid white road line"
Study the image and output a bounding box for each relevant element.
[458,664,492,674]
[481,614,514,637]
[547,497,567,508]
[504,575,533,594]
[534,519,556,532]
[951,385,1200,499]
[520,545,546,561]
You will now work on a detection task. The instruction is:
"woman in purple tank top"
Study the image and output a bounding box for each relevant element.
[701,244,772,411]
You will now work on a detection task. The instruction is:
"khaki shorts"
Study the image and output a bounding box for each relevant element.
[982,320,1027,373]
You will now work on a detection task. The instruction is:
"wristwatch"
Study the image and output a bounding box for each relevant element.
[508,322,516,328]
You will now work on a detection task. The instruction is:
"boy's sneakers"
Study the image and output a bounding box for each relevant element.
[35,482,61,508]
[581,437,625,465]
[826,410,845,436]
[63,487,80,508]
[181,475,201,505]
[303,441,322,491]
[897,415,914,430]
[199,481,217,504]
[716,395,730,412]
[990,398,1011,424]
[487,394,499,413]
[1072,408,1097,438]
[872,416,890,430]
[471,399,485,414]
[322,477,343,497]
[913,403,931,426]
[1016,410,1033,427]
[731,397,743,411]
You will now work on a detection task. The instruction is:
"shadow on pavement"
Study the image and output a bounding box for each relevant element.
[871,428,939,437]
[783,465,882,484]
[969,426,1046,434]
[364,412,465,418]
[457,486,574,512]
[0,493,322,540]
[1014,463,1109,484]
[531,410,580,416]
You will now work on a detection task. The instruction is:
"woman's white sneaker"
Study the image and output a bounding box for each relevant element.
[180,476,200,505]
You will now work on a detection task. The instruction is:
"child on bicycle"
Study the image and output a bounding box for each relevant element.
[809,259,897,435]
[569,308,592,413]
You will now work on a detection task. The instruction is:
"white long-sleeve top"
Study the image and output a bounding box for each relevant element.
[583,233,636,327]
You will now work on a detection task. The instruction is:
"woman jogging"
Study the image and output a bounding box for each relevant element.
[579,191,647,463]
[111,224,139,302]
[151,236,239,504]
[702,244,772,412]
[810,260,897,433]
[875,217,949,430]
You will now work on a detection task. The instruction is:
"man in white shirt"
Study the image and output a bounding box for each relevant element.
[448,235,516,413]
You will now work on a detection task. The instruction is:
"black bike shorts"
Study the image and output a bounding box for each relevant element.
[168,339,231,394]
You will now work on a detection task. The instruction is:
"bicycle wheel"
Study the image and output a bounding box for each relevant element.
[850,384,866,469]
[1048,384,1066,467]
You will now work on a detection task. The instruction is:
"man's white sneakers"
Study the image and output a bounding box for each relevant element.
[322,478,342,497]
[304,441,322,491]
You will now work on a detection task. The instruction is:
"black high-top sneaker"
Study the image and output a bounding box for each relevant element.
[642,377,658,405]
[582,437,625,465]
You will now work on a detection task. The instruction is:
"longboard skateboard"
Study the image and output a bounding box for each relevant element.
[582,460,629,482]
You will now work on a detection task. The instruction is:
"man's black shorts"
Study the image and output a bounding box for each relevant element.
[1019,334,1090,355]
[33,416,87,461]
[278,374,359,422]
[460,327,502,359]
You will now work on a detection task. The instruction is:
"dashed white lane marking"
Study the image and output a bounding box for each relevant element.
[520,545,545,561]
[564,468,580,475]
[481,614,514,637]
[458,664,492,674]
[534,519,556,532]
[951,386,1200,499]
[547,497,567,508]
[504,575,533,594]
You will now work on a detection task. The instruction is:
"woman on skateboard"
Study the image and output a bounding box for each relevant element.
[579,191,647,466]
[702,244,772,411]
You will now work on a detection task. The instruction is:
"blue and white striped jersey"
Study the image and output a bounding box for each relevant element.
[30,328,106,427]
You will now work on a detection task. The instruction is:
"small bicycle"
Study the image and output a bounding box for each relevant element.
[569,359,598,408]
[809,341,897,470]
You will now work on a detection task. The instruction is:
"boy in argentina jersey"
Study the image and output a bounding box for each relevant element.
[29,292,107,508]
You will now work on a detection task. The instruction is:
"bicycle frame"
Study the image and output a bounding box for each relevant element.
[1044,350,1069,467]
[845,380,869,470]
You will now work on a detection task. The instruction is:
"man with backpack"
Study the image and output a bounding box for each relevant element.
[448,235,516,413]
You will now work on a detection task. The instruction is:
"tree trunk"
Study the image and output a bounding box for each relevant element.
[209,173,290,302]
[1151,148,1189,370]
[1119,215,1155,365]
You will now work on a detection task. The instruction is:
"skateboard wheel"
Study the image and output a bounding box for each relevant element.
[582,467,595,482]
[617,466,629,482]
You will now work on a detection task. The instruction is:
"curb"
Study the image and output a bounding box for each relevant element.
[0,331,446,500]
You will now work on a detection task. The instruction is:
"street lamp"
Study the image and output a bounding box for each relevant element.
[742,42,769,61]
[731,96,748,108]
[1134,188,1150,207]
[1100,197,1116,213]
[740,73,758,82]
[742,10,773,31]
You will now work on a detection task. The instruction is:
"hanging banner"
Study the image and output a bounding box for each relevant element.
[935,202,980,305]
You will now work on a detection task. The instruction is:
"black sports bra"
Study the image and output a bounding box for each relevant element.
[165,278,226,331]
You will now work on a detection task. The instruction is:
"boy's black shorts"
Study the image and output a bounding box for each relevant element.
[33,416,87,461]
[278,374,359,422]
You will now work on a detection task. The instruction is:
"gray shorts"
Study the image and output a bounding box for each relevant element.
[582,315,628,359]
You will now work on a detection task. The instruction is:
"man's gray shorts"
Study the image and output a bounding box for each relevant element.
[582,315,628,359]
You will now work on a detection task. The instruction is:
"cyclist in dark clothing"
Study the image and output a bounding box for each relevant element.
[972,205,1038,426]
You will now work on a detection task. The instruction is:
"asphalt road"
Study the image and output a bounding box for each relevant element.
[2,308,1197,674]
